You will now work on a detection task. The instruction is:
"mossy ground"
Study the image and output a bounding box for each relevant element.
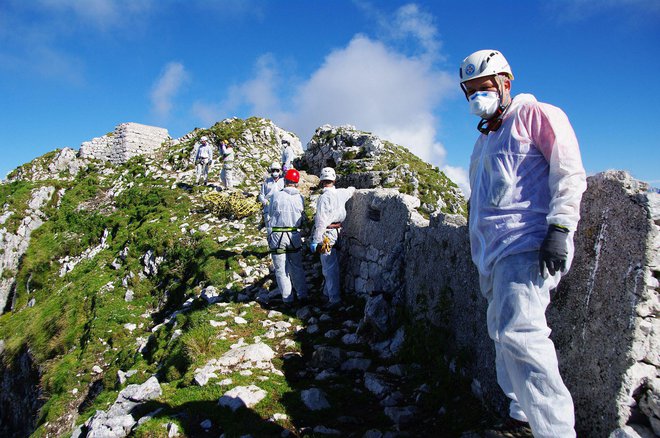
[1,119,485,437]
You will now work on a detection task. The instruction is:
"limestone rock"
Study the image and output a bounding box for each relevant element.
[218,385,267,411]
[301,388,330,411]
[79,377,162,438]
[194,343,276,386]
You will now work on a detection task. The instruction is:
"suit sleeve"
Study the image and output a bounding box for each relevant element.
[527,103,587,231]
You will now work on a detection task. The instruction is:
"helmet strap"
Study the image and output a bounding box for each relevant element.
[477,75,511,134]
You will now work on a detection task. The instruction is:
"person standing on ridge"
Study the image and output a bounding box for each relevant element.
[281,139,295,172]
[259,162,285,230]
[194,136,214,185]
[309,167,355,309]
[219,140,235,189]
[459,49,586,438]
[266,169,309,307]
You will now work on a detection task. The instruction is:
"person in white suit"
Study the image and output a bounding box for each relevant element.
[460,49,587,438]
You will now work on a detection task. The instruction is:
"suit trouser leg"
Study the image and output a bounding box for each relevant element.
[483,251,575,438]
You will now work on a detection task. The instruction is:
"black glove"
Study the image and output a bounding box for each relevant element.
[539,224,570,277]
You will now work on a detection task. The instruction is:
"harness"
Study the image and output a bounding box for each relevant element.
[269,227,302,254]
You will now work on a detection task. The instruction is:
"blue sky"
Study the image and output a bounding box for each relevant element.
[1,0,658,192]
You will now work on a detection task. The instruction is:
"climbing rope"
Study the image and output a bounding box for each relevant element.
[202,191,261,219]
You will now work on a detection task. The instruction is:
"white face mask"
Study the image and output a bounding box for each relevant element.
[469,91,500,119]
[271,171,281,178]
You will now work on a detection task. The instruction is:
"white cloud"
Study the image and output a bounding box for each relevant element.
[441,165,470,198]
[192,54,284,126]
[390,3,441,60]
[191,3,466,188]
[150,62,189,120]
[287,34,453,163]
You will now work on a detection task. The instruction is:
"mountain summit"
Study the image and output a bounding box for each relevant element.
[0,119,472,437]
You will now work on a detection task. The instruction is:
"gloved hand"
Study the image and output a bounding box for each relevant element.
[539,224,570,277]
[309,242,318,254]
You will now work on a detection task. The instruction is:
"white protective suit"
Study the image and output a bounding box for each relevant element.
[194,143,214,185]
[469,93,586,438]
[281,145,295,171]
[259,175,285,229]
[267,186,308,303]
[220,144,235,189]
[312,186,356,304]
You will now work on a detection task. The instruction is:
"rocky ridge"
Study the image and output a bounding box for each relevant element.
[0,119,474,437]
[303,124,465,216]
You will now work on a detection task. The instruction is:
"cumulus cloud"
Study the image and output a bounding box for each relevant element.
[193,3,464,185]
[441,165,471,197]
[288,35,453,163]
[150,62,189,120]
[193,54,284,126]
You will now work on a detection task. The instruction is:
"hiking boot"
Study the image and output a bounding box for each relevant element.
[483,418,533,438]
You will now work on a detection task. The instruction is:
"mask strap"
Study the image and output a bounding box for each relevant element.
[476,75,511,134]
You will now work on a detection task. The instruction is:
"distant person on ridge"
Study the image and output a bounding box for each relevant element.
[194,136,213,185]
[266,169,309,307]
[259,161,285,230]
[309,167,355,309]
[219,140,235,189]
[281,139,295,172]
[459,49,586,437]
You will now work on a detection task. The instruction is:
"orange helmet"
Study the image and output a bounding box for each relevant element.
[284,169,300,184]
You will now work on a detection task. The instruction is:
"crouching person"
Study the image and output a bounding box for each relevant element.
[310,167,355,309]
[267,169,309,306]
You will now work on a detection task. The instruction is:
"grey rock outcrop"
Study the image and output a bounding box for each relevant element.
[0,348,42,437]
[340,171,659,437]
[74,376,162,438]
[80,122,170,165]
[47,147,86,178]
[549,171,660,436]
[303,125,465,215]
[0,185,56,312]
[193,342,276,386]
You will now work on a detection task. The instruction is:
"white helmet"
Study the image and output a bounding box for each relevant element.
[200,136,208,142]
[319,167,336,182]
[270,161,281,171]
[459,50,514,84]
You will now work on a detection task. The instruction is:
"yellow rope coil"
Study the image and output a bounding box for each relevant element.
[320,235,332,254]
[202,191,260,219]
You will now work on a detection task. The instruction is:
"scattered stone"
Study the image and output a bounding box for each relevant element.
[81,376,162,437]
[384,406,418,428]
[218,385,267,411]
[194,343,276,386]
[364,373,391,398]
[310,346,343,369]
[117,369,138,385]
[201,285,220,303]
[166,422,180,437]
[301,388,330,411]
[340,358,371,372]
